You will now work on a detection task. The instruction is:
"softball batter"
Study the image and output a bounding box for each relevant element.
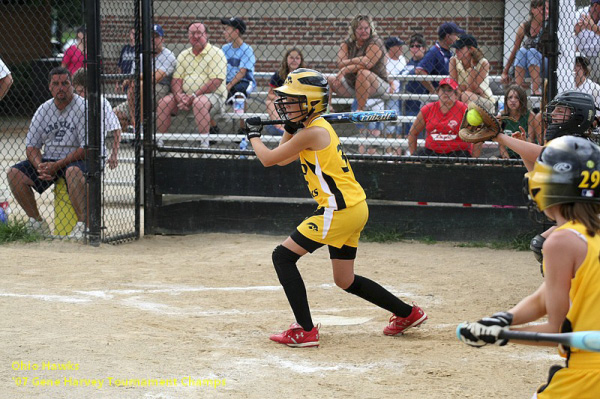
[244,68,426,348]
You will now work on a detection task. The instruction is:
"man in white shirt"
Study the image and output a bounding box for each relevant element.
[7,67,87,238]
[115,24,176,130]
[575,0,600,82]
[574,55,600,122]
[383,36,407,137]
[72,69,122,170]
[0,56,13,101]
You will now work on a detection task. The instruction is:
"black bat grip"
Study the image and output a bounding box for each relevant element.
[258,119,285,126]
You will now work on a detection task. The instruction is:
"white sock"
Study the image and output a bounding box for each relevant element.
[201,134,210,148]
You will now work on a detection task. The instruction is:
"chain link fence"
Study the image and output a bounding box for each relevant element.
[119,0,593,161]
[0,0,595,243]
[0,0,139,244]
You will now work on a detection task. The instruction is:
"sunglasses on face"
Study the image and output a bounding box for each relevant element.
[410,44,423,49]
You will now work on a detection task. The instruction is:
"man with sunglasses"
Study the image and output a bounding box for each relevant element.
[395,34,428,137]
[416,22,464,95]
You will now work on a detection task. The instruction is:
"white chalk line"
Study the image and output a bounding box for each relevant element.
[0,292,91,303]
[0,283,423,320]
[0,283,436,328]
[236,353,405,375]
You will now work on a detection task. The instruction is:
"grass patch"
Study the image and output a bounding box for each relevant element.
[456,232,535,251]
[0,219,43,244]
[360,228,437,244]
[360,228,533,250]
[418,236,437,245]
[360,229,409,243]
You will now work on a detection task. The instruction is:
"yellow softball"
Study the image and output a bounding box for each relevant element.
[466,109,483,126]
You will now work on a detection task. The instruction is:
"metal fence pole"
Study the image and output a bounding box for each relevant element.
[546,0,560,101]
[85,0,102,246]
[141,0,155,235]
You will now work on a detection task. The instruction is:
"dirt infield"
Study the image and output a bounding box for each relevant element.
[2,234,560,398]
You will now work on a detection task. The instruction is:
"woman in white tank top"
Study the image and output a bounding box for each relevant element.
[449,33,495,113]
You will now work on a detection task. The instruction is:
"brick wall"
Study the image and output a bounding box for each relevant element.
[101,1,508,77]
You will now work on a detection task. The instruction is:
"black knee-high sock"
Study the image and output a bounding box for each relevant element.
[344,275,412,317]
[272,245,314,331]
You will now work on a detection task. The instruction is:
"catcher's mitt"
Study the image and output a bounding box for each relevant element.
[458,102,502,143]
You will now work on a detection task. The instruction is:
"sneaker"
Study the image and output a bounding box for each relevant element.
[68,221,86,240]
[27,217,50,236]
[383,303,427,336]
[269,323,320,348]
[200,134,210,149]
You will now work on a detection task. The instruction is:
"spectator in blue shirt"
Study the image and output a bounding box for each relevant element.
[219,17,256,133]
[416,22,464,94]
[221,17,256,100]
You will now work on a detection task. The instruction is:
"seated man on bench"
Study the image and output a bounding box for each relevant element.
[156,22,227,148]
[6,67,87,239]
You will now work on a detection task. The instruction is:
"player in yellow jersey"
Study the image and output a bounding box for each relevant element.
[244,68,426,348]
[458,136,600,397]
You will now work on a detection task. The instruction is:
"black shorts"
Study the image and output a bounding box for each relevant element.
[11,159,87,194]
[227,80,252,100]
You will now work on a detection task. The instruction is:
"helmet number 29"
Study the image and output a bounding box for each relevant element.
[579,170,600,189]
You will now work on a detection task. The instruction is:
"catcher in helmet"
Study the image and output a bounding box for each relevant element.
[493,91,596,264]
[458,136,600,398]
[244,68,427,348]
[494,90,595,171]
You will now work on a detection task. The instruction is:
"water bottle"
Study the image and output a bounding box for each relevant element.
[0,200,10,224]
[239,137,248,159]
[232,92,246,115]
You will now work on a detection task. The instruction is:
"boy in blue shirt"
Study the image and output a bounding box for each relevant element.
[219,17,257,133]
[221,17,256,99]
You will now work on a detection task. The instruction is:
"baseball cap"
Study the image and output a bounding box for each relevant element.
[385,36,405,50]
[439,77,459,90]
[451,33,478,49]
[221,17,247,34]
[438,22,465,39]
[592,0,600,5]
[153,24,164,37]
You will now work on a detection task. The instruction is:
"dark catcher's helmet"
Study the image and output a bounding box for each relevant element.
[274,68,329,123]
[526,136,600,211]
[544,91,595,142]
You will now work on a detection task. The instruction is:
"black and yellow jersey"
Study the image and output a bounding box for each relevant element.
[298,117,366,210]
[546,220,600,360]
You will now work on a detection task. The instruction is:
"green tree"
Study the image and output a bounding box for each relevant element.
[51,0,83,45]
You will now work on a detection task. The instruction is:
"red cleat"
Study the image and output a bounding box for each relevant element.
[270,323,320,348]
[383,303,427,336]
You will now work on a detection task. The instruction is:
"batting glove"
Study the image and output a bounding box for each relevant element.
[459,312,513,347]
[458,322,488,347]
[284,120,303,135]
[244,117,263,140]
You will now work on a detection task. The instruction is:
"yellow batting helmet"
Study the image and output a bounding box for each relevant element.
[274,68,329,122]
